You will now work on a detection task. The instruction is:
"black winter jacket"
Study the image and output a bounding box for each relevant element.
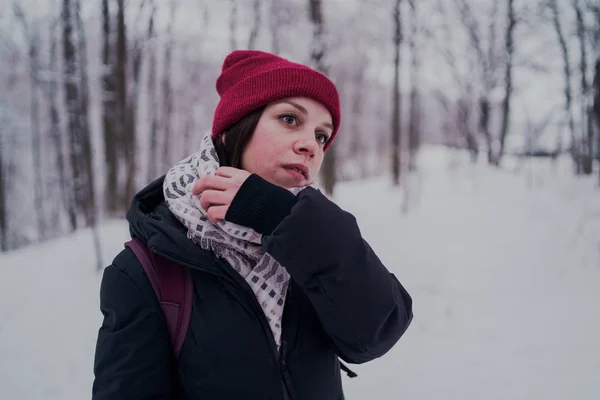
[92,174,413,400]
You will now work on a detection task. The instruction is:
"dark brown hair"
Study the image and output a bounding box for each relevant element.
[213,106,266,168]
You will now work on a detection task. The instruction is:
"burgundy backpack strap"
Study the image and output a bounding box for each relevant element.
[125,238,193,358]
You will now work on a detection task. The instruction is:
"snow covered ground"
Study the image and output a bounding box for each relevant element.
[1,147,599,399]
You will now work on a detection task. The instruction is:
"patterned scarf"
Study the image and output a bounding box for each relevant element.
[163,131,306,348]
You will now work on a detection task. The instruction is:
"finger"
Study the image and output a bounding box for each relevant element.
[216,166,240,178]
[199,189,232,211]
[192,175,229,195]
[207,205,228,223]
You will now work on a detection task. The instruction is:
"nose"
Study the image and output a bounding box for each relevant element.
[293,130,318,157]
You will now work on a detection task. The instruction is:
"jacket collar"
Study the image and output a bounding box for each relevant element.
[126,175,222,274]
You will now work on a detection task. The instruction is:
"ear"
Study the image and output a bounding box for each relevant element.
[220,134,226,145]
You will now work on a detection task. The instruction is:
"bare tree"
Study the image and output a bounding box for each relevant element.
[435,90,478,163]
[407,0,420,172]
[14,3,46,239]
[102,0,119,216]
[348,57,368,170]
[435,0,479,161]
[0,124,6,251]
[123,1,152,208]
[0,110,17,251]
[147,1,160,181]
[248,0,261,49]
[267,0,298,56]
[269,0,282,54]
[548,0,579,173]
[62,0,101,267]
[74,0,102,269]
[497,0,516,165]
[115,0,130,210]
[48,13,75,230]
[458,95,479,162]
[0,82,20,250]
[74,0,95,218]
[63,0,85,226]
[573,0,593,174]
[308,0,336,195]
[391,0,402,185]
[454,0,498,164]
[588,2,600,184]
[521,105,557,187]
[100,0,129,214]
[596,57,600,184]
[230,0,238,51]
[160,0,176,172]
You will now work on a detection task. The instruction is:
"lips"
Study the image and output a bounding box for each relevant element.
[283,164,308,180]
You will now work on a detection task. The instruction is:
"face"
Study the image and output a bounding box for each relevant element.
[239,97,333,189]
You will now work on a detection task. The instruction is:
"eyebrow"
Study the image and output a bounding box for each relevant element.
[275,100,333,130]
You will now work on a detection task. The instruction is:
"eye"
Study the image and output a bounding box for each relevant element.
[315,132,330,145]
[279,114,298,126]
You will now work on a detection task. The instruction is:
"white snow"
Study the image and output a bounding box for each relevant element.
[1,147,599,399]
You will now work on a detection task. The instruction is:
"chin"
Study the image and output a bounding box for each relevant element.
[278,181,297,189]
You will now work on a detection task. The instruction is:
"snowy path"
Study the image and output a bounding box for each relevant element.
[1,151,599,399]
[337,159,600,400]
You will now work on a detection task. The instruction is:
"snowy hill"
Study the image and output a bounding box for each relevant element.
[1,147,599,400]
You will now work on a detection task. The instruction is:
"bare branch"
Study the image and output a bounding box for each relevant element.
[452,0,485,68]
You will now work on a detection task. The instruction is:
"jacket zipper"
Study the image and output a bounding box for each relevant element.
[214,258,295,400]
[152,248,294,399]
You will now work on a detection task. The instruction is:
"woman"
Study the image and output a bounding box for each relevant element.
[92,50,413,400]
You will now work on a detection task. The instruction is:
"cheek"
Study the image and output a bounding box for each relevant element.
[312,153,325,170]
[241,142,274,174]
[240,141,257,172]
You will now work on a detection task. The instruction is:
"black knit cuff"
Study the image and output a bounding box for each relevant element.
[225,174,298,235]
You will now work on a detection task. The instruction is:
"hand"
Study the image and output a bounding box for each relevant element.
[192,167,251,223]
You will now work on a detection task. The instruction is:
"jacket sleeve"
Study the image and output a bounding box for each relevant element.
[92,249,175,400]
[225,175,413,364]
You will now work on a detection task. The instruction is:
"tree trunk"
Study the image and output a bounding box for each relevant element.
[102,0,118,216]
[124,2,149,210]
[487,1,498,78]
[454,0,496,165]
[248,0,261,49]
[63,0,84,228]
[349,61,366,172]
[74,0,96,224]
[573,0,592,174]
[49,19,75,231]
[308,0,335,195]
[594,58,600,185]
[116,0,129,211]
[550,0,578,173]
[147,2,159,181]
[0,132,19,250]
[458,98,478,163]
[28,34,45,239]
[161,1,175,171]
[0,131,6,251]
[497,0,516,165]
[269,0,281,54]
[437,0,478,162]
[408,0,420,172]
[391,0,402,186]
[75,0,102,269]
[230,0,238,51]
[590,3,600,185]
[14,3,46,239]
[479,97,493,163]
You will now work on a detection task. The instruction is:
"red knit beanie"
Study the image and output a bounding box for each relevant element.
[212,50,341,150]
